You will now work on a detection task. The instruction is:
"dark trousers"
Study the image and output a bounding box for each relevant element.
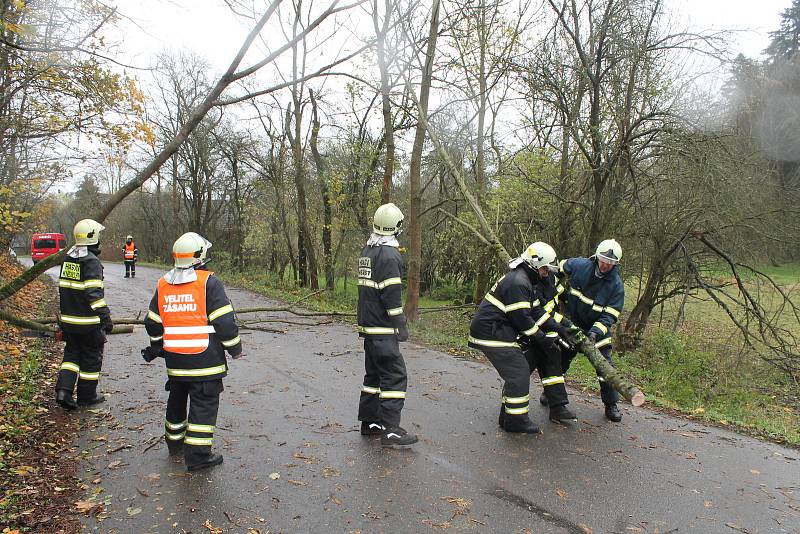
[358,337,407,427]
[164,379,223,467]
[56,330,105,401]
[524,334,569,407]
[562,344,619,405]
[124,260,136,277]
[479,346,531,416]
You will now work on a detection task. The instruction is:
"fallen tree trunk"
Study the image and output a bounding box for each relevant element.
[0,308,133,335]
[576,338,645,406]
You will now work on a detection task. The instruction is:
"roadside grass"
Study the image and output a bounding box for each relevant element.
[219,262,800,446]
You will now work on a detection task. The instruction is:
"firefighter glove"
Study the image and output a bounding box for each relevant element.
[567,324,587,344]
[391,315,409,342]
[587,331,597,343]
[534,332,559,353]
[101,315,114,334]
[141,346,163,362]
[229,345,244,359]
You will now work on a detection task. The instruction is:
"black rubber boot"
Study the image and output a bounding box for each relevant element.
[549,404,577,424]
[167,440,184,456]
[381,426,418,447]
[498,405,505,427]
[502,414,540,434]
[55,389,77,411]
[77,394,106,407]
[360,421,385,436]
[187,453,223,472]
[539,392,549,406]
[605,403,622,422]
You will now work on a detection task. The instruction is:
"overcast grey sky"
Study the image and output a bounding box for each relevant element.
[115,0,792,75]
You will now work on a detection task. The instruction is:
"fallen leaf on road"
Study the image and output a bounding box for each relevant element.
[579,523,593,534]
[328,494,343,505]
[203,519,223,534]
[107,460,125,469]
[75,499,104,516]
[556,489,568,500]
[288,479,307,486]
[704,500,713,508]
[269,472,280,480]
[322,466,340,478]
[749,469,760,475]
[625,527,643,532]
[127,506,142,516]
[421,519,451,529]
[442,496,471,515]
[146,472,161,483]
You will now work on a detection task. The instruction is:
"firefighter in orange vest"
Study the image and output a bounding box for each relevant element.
[142,232,242,471]
[123,235,138,278]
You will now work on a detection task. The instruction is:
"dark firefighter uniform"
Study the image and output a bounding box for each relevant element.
[56,248,112,404]
[144,268,241,468]
[123,241,138,278]
[525,272,576,407]
[469,265,567,429]
[559,256,624,406]
[356,243,408,429]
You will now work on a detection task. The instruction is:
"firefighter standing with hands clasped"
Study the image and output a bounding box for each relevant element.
[123,235,138,278]
[55,219,114,410]
[356,203,418,447]
[143,232,242,471]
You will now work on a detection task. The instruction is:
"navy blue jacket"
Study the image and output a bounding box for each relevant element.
[559,257,624,348]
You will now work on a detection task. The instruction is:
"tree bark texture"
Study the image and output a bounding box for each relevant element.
[577,338,645,406]
[404,0,440,321]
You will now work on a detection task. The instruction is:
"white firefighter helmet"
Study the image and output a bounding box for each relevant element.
[520,241,559,271]
[126,235,133,240]
[172,232,212,269]
[372,203,404,236]
[73,219,105,246]
[595,238,622,264]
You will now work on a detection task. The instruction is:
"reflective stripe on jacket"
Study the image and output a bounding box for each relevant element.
[559,257,624,341]
[58,251,109,333]
[157,270,212,354]
[356,244,406,338]
[123,242,137,260]
[144,268,241,382]
[469,266,553,349]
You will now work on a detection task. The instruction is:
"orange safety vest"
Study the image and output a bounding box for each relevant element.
[157,270,215,354]
[124,242,136,260]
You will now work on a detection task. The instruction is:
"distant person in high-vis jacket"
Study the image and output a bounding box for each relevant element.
[558,239,625,422]
[143,232,242,471]
[55,219,114,410]
[123,235,138,278]
[356,203,418,447]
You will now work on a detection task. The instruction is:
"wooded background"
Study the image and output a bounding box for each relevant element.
[1,0,799,385]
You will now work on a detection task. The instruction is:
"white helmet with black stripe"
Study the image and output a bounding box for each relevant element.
[520,241,559,271]
[595,239,622,264]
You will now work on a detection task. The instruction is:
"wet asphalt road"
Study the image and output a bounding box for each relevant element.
[32,261,800,533]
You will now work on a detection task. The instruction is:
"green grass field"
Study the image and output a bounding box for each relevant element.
[220,264,800,446]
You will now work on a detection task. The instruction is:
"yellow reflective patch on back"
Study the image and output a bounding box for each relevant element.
[61,262,81,281]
